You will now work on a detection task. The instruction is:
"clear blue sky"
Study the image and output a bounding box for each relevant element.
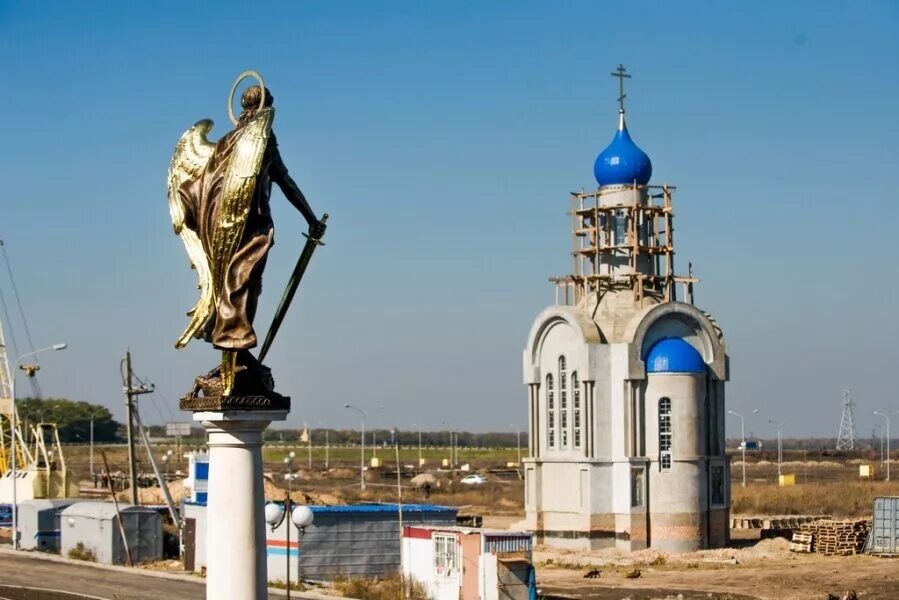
[1,2,897,438]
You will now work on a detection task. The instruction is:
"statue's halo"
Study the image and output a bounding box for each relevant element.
[228,70,266,126]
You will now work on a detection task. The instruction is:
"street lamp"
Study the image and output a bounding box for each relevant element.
[876,412,891,481]
[727,409,757,487]
[411,423,423,468]
[441,421,454,469]
[264,452,314,600]
[344,404,366,490]
[768,419,782,479]
[510,424,521,466]
[317,421,329,470]
[11,342,67,551]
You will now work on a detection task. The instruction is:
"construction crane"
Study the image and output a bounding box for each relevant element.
[0,312,33,475]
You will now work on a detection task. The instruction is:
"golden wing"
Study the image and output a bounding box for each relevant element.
[167,119,216,348]
[209,107,274,299]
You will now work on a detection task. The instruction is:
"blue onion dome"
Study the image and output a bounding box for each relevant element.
[644,338,706,374]
[593,111,652,187]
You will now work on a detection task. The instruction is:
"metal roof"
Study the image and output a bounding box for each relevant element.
[310,503,455,514]
[60,502,159,519]
[645,337,706,374]
[594,112,652,187]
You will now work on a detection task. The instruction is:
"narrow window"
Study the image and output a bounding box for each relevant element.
[659,397,672,471]
[572,372,581,449]
[559,356,568,448]
[546,374,555,449]
[614,210,628,246]
[631,468,645,507]
[711,465,725,505]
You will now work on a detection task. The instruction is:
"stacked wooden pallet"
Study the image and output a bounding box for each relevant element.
[789,531,814,553]
[790,520,870,555]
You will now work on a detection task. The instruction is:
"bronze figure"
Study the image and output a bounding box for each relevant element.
[168,72,326,408]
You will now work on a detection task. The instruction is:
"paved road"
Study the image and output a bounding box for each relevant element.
[0,552,204,600]
[0,551,324,600]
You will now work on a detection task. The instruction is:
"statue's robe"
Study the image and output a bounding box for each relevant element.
[179,127,291,351]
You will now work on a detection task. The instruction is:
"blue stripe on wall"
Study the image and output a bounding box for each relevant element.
[267,548,299,558]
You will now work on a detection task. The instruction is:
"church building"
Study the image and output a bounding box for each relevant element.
[522,66,729,552]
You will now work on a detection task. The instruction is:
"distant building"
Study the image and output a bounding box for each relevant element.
[182,451,208,504]
[522,67,730,552]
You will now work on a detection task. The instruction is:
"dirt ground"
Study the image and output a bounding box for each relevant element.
[534,534,899,600]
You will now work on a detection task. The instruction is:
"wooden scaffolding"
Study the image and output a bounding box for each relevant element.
[551,184,697,306]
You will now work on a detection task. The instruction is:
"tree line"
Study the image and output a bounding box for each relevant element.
[14,397,122,443]
[12,397,525,448]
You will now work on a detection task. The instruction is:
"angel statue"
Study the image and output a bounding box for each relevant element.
[168,71,326,408]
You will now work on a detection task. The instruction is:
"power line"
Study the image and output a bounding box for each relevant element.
[0,241,37,358]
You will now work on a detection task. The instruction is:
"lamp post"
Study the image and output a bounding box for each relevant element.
[344,404,366,490]
[263,451,314,600]
[727,409,756,487]
[411,423,422,468]
[441,421,453,469]
[876,412,890,481]
[510,424,521,466]
[10,343,67,551]
[768,419,782,479]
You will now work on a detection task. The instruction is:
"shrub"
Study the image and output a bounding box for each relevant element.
[68,542,97,562]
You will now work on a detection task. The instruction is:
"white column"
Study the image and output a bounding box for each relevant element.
[196,410,286,600]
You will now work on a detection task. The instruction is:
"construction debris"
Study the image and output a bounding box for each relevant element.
[790,520,870,556]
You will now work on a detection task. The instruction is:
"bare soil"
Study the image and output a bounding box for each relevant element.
[536,535,899,600]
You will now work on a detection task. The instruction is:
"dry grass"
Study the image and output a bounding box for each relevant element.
[731,480,899,518]
[333,572,428,600]
[340,480,524,514]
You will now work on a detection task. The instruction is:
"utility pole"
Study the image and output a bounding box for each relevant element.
[89,414,94,481]
[122,351,154,505]
[124,351,138,504]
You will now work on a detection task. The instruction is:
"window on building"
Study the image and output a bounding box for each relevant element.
[631,468,645,507]
[433,533,457,576]
[659,397,672,471]
[711,465,725,505]
[614,210,628,246]
[559,356,568,448]
[546,374,555,449]
[572,372,581,448]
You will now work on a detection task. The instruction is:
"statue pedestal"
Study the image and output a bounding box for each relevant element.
[194,410,287,600]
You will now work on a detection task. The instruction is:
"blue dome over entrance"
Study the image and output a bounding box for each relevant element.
[644,338,706,374]
[593,112,652,188]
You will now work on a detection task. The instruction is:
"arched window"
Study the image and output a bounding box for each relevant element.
[572,372,581,448]
[559,356,568,448]
[546,374,555,449]
[659,397,672,471]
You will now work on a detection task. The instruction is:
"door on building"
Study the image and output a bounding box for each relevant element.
[183,518,196,572]
[460,533,481,600]
[432,532,461,600]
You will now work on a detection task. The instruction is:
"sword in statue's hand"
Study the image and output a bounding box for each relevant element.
[257,213,329,363]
